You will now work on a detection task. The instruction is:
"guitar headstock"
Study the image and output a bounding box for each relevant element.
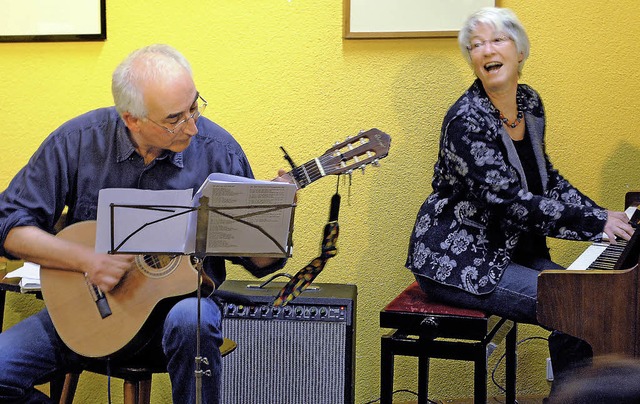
[285,128,391,189]
[320,128,391,177]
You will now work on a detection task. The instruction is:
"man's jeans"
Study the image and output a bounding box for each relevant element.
[0,296,224,403]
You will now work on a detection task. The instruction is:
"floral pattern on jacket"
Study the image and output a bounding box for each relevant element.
[406,80,607,295]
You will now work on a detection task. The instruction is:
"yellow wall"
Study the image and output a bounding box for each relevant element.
[1,1,639,402]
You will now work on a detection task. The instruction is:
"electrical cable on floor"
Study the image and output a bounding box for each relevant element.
[364,336,550,404]
[363,388,440,404]
[489,335,550,404]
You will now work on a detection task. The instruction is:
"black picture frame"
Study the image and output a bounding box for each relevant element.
[0,0,106,43]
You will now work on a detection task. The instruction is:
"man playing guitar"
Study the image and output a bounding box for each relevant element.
[0,44,285,404]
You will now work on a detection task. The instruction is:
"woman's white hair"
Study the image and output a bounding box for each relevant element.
[111,44,193,118]
[458,7,530,75]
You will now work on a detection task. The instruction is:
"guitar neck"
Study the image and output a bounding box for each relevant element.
[278,128,392,189]
[286,159,326,189]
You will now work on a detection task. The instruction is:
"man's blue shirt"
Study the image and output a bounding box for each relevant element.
[0,107,283,284]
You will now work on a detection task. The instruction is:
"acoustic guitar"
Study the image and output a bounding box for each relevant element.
[40,128,391,358]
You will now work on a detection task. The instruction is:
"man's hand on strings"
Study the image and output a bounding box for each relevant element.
[85,252,135,293]
[273,168,294,185]
[273,168,299,201]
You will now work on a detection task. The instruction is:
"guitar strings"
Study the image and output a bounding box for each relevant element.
[143,254,175,269]
[291,137,379,186]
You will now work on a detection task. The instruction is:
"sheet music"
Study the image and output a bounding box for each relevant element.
[4,262,41,292]
[95,174,296,257]
[96,188,193,254]
[194,173,297,256]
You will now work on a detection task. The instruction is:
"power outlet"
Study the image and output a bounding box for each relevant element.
[546,357,554,381]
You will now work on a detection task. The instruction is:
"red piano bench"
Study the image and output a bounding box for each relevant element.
[380,281,517,404]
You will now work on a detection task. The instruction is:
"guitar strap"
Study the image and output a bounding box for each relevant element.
[272,191,340,307]
[200,270,217,297]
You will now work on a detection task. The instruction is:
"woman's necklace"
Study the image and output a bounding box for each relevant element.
[499,110,524,128]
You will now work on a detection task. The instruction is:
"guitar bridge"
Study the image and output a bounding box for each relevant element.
[94,295,112,319]
[85,274,112,319]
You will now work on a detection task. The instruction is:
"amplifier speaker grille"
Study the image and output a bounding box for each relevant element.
[218,281,357,404]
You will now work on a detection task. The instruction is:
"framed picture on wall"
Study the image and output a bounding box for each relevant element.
[344,0,495,39]
[0,0,106,42]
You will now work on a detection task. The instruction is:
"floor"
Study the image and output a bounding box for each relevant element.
[397,395,545,404]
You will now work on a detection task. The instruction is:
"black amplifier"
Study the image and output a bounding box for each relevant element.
[218,280,357,404]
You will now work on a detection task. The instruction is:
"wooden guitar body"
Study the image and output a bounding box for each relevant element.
[40,221,198,358]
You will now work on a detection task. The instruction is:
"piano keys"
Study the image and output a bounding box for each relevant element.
[567,241,627,270]
[566,206,639,271]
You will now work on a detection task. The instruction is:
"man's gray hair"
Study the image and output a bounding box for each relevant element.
[112,44,193,118]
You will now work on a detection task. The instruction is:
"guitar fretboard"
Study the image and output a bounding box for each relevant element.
[290,159,328,189]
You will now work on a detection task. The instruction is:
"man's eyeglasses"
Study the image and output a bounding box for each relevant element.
[466,36,512,54]
[145,94,208,135]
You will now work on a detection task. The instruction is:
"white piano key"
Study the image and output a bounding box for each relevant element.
[567,243,608,270]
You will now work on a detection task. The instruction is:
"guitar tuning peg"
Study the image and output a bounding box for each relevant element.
[372,159,380,167]
[360,165,366,174]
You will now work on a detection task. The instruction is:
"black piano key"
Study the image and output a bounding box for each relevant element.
[587,241,628,270]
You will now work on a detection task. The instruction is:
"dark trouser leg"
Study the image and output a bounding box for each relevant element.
[547,330,593,396]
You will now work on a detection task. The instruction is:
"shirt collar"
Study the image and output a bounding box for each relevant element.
[115,123,184,168]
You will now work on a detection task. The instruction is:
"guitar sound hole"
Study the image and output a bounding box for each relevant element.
[136,254,181,278]
[145,255,173,268]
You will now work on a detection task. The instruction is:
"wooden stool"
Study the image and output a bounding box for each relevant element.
[380,282,517,404]
[55,338,237,404]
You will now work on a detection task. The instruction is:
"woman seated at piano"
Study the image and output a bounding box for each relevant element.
[405,6,635,397]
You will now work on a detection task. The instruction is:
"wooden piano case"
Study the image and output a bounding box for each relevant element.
[538,265,640,357]
[537,191,640,357]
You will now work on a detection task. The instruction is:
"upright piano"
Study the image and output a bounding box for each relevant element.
[537,194,640,357]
